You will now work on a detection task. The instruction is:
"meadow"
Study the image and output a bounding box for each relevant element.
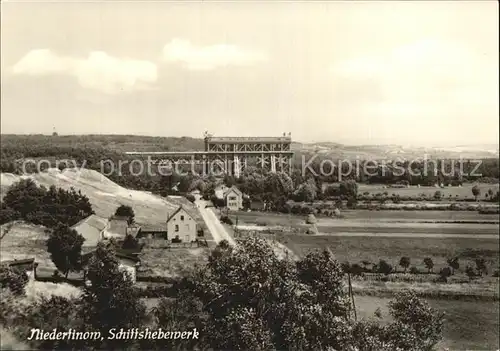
[272,233,499,272]
[233,209,500,224]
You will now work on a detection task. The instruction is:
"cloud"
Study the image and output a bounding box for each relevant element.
[12,49,158,94]
[162,39,267,70]
[330,39,498,115]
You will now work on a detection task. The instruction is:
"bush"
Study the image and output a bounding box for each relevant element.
[409,266,419,274]
[171,235,182,243]
[353,264,366,276]
[465,265,477,280]
[0,206,20,225]
[437,267,452,282]
[185,194,196,203]
[122,234,140,251]
[0,265,29,295]
[220,216,233,225]
[377,260,393,275]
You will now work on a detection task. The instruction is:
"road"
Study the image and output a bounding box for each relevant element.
[195,198,236,246]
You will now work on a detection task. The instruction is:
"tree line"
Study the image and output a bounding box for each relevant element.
[1,136,498,194]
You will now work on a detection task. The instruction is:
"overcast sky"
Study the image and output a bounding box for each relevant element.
[1,1,498,146]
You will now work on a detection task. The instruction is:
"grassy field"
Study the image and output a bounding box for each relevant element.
[269,233,499,273]
[234,209,499,223]
[232,210,499,238]
[358,183,499,199]
[355,295,499,350]
[139,247,210,277]
[0,221,56,270]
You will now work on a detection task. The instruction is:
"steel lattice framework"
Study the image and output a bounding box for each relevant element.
[125,133,294,177]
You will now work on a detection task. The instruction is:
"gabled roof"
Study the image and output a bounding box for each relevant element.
[1,258,35,267]
[72,214,108,232]
[81,249,141,264]
[71,214,108,247]
[224,186,242,198]
[166,205,197,223]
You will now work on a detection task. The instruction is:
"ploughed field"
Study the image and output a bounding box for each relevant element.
[232,210,499,237]
[231,210,499,273]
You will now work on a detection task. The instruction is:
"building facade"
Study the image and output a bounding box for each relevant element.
[224,186,243,211]
[166,206,198,243]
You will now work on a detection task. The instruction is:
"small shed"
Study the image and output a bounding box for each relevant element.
[137,224,168,239]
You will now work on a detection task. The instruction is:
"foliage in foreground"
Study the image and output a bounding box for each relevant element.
[1,238,444,351]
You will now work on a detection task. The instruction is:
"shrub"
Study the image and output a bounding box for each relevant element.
[220,216,233,225]
[171,235,182,243]
[409,266,419,274]
[377,260,393,275]
[465,266,476,281]
[114,205,135,225]
[350,263,364,277]
[437,267,452,282]
[0,265,29,295]
[185,194,196,203]
[122,234,140,251]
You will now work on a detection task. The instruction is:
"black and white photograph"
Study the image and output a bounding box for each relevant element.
[0,1,499,350]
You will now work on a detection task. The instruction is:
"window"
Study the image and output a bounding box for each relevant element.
[180,215,184,221]
[229,195,237,201]
[175,224,179,232]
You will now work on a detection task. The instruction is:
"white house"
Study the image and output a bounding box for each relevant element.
[224,186,243,211]
[166,205,198,243]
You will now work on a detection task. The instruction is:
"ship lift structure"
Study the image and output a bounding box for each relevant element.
[125,132,294,177]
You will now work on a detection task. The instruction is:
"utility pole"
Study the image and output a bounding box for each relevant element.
[327,247,357,321]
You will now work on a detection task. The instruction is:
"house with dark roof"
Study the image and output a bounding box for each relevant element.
[166,205,198,243]
[71,215,108,247]
[1,258,37,280]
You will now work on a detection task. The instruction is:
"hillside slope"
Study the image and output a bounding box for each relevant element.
[0,168,178,225]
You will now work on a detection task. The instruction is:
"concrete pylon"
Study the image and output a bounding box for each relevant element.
[233,155,240,178]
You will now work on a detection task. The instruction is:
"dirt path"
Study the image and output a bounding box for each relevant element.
[195,199,236,246]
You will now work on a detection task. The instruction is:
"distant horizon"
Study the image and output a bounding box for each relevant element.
[1,132,498,150]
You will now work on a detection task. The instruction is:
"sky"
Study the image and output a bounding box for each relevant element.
[1,1,498,147]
